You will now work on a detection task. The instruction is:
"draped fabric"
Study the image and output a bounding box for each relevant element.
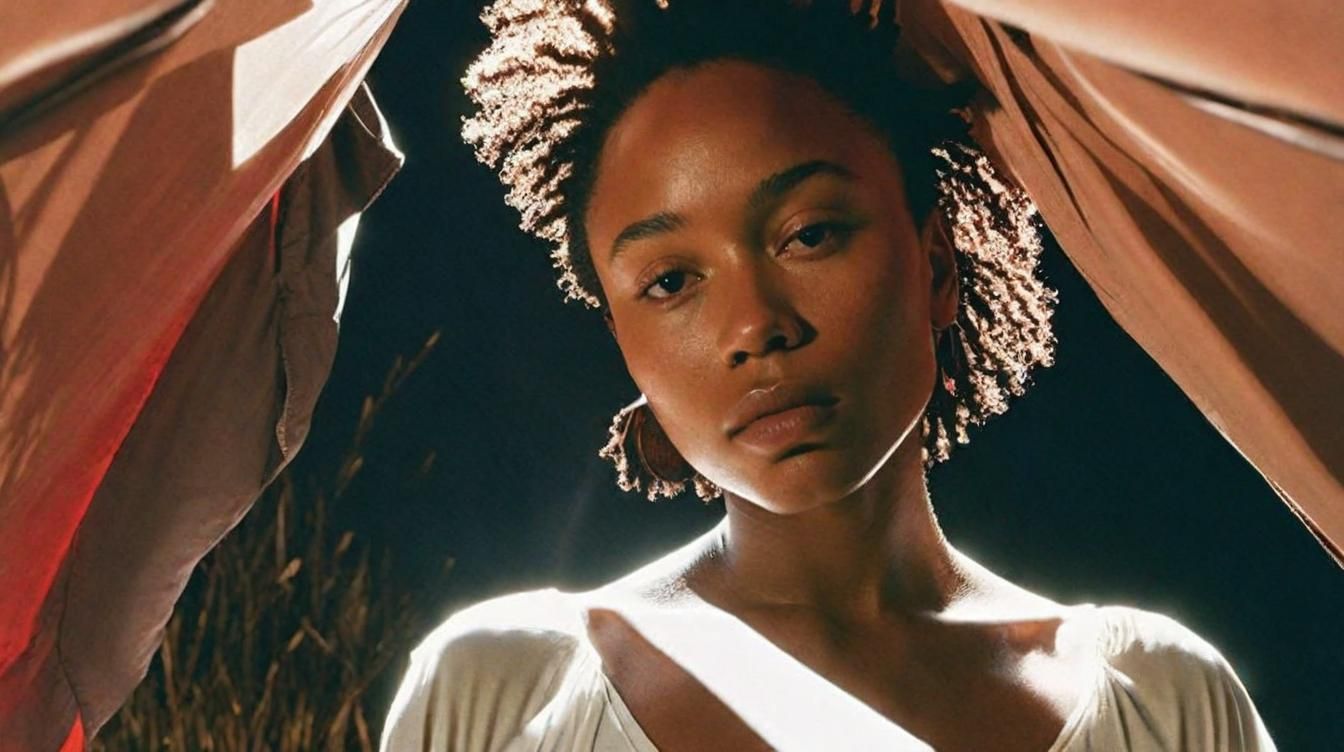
[892,0,1344,565]
[0,1,406,748]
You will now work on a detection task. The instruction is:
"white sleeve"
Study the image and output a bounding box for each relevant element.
[378,595,584,752]
[380,642,440,752]
[1203,647,1278,752]
[1107,607,1278,752]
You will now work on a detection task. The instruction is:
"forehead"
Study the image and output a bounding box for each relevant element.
[586,60,898,248]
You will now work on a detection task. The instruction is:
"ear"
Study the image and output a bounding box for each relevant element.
[920,209,960,331]
[602,309,617,339]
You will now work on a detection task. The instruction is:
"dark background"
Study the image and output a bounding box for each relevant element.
[293,0,1343,747]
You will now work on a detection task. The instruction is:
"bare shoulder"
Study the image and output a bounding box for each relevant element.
[942,549,1100,637]
[584,526,723,608]
[950,553,1243,684]
[947,555,1275,749]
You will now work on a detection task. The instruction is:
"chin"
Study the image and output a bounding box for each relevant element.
[719,446,879,515]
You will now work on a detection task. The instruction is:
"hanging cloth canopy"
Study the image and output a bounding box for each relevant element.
[0,0,406,748]
[890,0,1344,564]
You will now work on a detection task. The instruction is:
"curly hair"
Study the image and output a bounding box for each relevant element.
[461,0,1058,476]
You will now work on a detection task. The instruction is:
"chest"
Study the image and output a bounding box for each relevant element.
[586,609,1093,752]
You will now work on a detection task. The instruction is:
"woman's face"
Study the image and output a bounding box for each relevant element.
[585,59,957,514]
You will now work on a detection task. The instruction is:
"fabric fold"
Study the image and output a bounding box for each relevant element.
[897,0,1344,566]
[0,0,407,746]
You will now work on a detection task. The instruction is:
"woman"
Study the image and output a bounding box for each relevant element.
[382,1,1277,749]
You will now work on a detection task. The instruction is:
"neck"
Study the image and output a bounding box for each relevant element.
[699,435,970,623]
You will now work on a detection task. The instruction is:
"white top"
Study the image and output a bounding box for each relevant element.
[379,587,1277,751]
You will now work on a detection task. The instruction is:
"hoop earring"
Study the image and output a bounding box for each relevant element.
[598,394,722,502]
[935,320,966,397]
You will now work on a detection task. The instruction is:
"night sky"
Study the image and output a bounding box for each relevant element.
[291,1,1342,747]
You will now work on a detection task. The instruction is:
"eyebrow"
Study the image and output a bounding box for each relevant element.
[607,159,857,262]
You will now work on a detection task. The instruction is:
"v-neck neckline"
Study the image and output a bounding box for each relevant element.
[567,587,1112,752]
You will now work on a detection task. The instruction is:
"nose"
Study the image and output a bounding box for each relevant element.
[717,263,808,368]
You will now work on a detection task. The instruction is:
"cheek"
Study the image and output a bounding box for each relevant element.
[823,239,937,427]
[618,322,722,450]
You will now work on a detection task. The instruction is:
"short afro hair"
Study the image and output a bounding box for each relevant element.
[461,0,1058,471]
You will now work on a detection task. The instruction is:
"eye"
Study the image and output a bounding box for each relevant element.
[640,268,698,300]
[781,221,850,256]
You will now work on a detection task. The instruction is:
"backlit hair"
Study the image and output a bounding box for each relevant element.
[461,0,1058,473]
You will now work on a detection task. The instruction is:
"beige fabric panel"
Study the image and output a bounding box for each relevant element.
[0,0,210,120]
[56,83,402,739]
[947,0,1344,126]
[0,0,406,744]
[895,0,1344,565]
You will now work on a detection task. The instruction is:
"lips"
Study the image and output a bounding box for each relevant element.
[725,382,839,440]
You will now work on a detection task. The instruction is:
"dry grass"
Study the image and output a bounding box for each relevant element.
[93,332,448,752]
